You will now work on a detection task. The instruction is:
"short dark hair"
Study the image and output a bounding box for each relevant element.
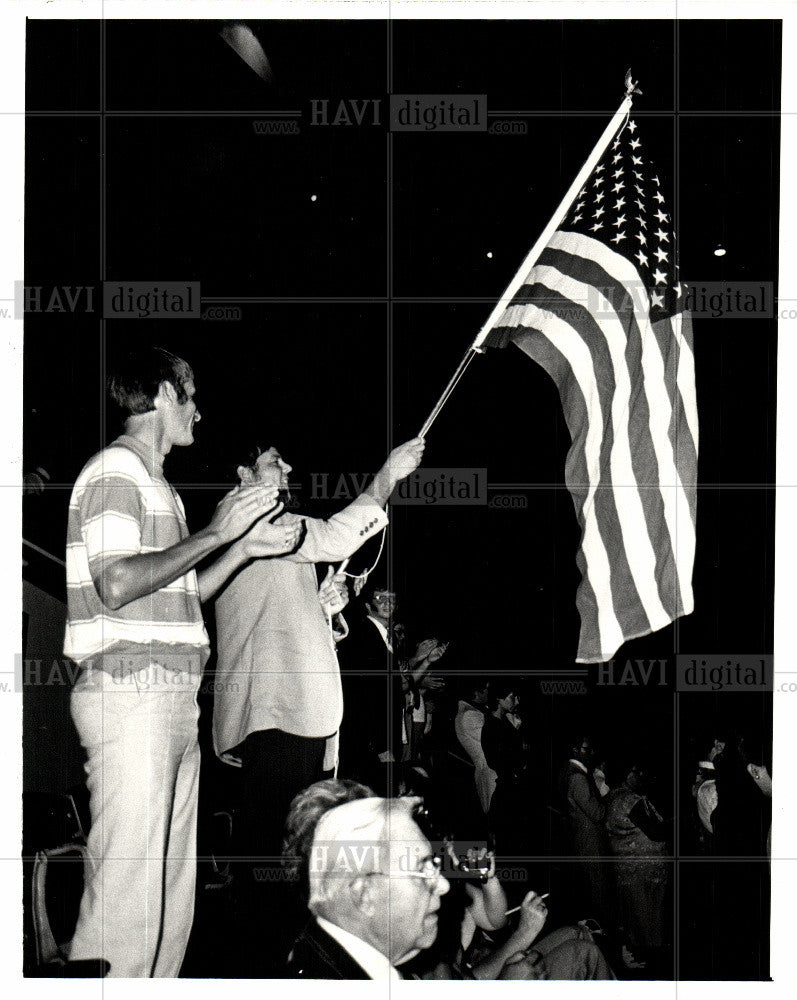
[282,778,374,897]
[232,443,264,481]
[107,347,194,416]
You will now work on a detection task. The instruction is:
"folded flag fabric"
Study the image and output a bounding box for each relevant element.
[485,119,697,663]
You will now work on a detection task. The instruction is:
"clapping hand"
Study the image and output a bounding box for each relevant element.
[209,484,281,545]
[412,638,438,663]
[240,509,302,558]
[427,641,449,663]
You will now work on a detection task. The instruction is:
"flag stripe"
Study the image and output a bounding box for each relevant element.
[502,282,675,639]
[506,312,633,658]
[649,310,699,500]
[512,325,654,651]
[510,304,672,633]
[548,231,699,472]
[532,264,676,631]
[543,233,697,616]
[493,248,695,658]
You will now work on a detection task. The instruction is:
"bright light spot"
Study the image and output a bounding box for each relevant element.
[486,251,493,259]
[310,194,318,202]
[714,244,726,257]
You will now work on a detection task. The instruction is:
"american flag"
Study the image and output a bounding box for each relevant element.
[485,119,698,663]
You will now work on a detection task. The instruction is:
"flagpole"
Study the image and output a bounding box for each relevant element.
[417,77,639,439]
[418,348,482,438]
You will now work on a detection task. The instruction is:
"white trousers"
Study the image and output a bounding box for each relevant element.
[68,664,201,977]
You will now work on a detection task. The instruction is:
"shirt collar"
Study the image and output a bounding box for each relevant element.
[366,615,392,651]
[113,434,166,478]
[315,916,400,981]
[569,758,589,774]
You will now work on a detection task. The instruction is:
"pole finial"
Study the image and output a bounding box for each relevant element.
[624,68,643,97]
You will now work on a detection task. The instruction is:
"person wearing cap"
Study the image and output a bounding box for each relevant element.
[282,782,449,978]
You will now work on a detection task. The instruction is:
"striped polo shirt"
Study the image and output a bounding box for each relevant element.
[63,434,210,676]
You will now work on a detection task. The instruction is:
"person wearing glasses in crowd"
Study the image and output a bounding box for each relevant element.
[339,585,447,792]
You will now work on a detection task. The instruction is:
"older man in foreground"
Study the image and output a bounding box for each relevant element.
[283,782,449,978]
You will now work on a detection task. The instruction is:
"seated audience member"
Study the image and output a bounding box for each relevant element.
[481,891,615,982]
[282,781,450,979]
[404,843,614,981]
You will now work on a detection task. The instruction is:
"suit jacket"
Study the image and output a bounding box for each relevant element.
[286,920,371,980]
[338,614,413,769]
[338,612,394,674]
[213,495,388,757]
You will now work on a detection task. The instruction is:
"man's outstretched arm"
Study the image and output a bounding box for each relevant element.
[286,438,426,564]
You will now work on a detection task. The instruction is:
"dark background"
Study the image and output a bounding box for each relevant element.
[22,19,779,980]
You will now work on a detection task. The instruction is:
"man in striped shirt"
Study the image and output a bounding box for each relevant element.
[64,347,300,977]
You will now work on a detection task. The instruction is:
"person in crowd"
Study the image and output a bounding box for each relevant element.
[709,732,772,978]
[212,438,425,883]
[593,757,611,798]
[691,759,718,848]
[558,735,611,926]
[744,756,773,858]
[403,839,614,981]
[712,732,772,857]
[338,586,447,792]
[605,761,671,972]
[401,642,448,764]
[282,782,450,978]
[454,679,496,815]
[474,890,614,981]
[708,736,727,765]
[481,683,528,851]
[63,347,300,977]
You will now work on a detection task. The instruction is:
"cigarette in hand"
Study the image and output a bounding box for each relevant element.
[505,893,549,916]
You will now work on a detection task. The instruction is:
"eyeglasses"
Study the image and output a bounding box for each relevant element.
[371,856,444,885]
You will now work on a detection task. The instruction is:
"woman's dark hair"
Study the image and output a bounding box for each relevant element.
[108,347,194,416]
